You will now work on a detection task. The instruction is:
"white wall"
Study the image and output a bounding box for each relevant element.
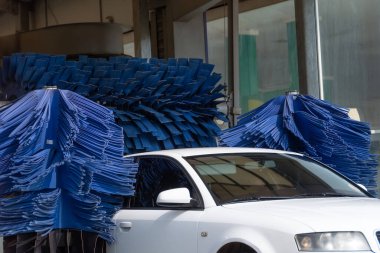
[123,31,135,56]
[173,13,206,59]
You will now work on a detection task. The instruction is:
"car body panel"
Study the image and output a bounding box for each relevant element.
[108,209,202,253]
[108,148,380,253]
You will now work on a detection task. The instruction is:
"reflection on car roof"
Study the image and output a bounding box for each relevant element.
[126,147,303,158]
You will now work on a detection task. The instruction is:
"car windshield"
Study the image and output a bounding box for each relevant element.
[185,153,369,204]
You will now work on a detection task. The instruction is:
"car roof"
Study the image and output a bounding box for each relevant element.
[126,147,303,158]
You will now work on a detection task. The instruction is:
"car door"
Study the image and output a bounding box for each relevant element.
[108,156,204,253]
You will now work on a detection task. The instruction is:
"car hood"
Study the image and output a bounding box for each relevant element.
[222,197,380,231]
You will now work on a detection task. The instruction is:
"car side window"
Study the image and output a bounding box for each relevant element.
[123,157,199,209]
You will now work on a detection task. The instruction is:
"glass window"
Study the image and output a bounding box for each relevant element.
[186,153,368,204]
[206,1,299,114]
[238,0,299,113]
[206,5,229,86]
[206,6,229,129]
[318,0,380,194]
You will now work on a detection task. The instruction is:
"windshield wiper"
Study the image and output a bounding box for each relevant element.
[224,192,361,204]
[225,195,291,204]
[292,192,359,198]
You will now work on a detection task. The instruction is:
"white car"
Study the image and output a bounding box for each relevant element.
[108,147,380,253]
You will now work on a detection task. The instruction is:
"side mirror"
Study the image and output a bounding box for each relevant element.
[156,188,196,208]
[357,183,368,192]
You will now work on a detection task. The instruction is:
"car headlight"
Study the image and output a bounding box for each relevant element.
[295,232,371,251]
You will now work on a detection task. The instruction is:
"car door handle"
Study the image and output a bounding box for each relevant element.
[119,221,132,229]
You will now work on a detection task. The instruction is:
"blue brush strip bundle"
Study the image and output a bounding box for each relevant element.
[0,89,138,242]
[219,94,378,195]
[0,53,227,153]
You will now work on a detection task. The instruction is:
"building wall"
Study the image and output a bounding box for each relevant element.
[0,0,133,56]
[0,13,16,36]
[33,0,133,29]
[19,23,124,55]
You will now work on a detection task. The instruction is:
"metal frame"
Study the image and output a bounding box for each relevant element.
[295,0,321,98]
[228,0,241,126]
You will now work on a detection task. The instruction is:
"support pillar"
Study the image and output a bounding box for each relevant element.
[295,0,321,97]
